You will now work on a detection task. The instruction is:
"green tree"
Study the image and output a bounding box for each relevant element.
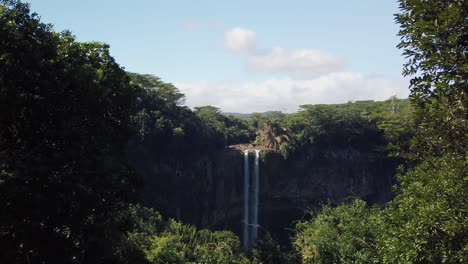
[372,1,468,263]
[113,204,252,264]
[294,200,382,264]
[395,0,467,159]
[254,121,293,156]
[377,97,414,160]
[0,1,138,262]
[255,233,299,264]
[143,220,249,264]
[195,105,255,145]
[378,155,468,263]
[128,73,189,143]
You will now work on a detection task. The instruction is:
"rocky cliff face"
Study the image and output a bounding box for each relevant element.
[136,145,398,243]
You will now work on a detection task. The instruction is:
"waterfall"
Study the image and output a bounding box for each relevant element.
[242,150,250,248]
[242,149,260,248]
[252,149,260,246]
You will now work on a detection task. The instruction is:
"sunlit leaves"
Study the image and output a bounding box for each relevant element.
[395,0,468,158]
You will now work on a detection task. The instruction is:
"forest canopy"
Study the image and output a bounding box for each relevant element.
[0,0,466,263]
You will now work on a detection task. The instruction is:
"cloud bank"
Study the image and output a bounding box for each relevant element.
[176,73,409,113]
[248,47,344,78]
[176,27,408,113]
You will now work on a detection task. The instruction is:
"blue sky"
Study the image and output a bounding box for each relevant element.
[27,0,409,113]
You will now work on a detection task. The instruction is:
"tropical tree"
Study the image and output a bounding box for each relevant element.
[294,200,382,264]
[255,122,291,151]
[195,105,255,145]
[0,1,138,262]
[395,0,467,159]
[378,155,468,263]
[375,1,468,262]
[293,1,467,263]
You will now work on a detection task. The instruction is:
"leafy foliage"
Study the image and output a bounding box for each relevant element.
[284,99,412,159]
[247,99,413,159]
[255,233,301,264]
[374,2,468,261]
[118,205,249,264]
[294,200,382,264]
[395,0,467,159]
[255,122,291,152]
[379,155,468,263]
[1,0,466,263]
[128,74,255,157]
[0,1,139,262]
[195,105,255,146]
[145,224,249,264]
[293,1,467,263]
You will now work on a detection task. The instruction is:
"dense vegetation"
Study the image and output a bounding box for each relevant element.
[292,1,468,263]
[0,0,466,263]
[0,0,138,261]
[0,1,249,263]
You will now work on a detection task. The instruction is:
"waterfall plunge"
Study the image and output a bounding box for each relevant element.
[242,150,250,248]
[242,149,260,248]
[252,149,260,246]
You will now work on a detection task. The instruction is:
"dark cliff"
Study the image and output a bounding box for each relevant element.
[132,143,398,243]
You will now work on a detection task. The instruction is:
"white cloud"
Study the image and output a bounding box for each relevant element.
[223,28,343,78]
[175,27,408,113]
[224,27,257,53]
[248,47,344,78]
[175,73,409,113]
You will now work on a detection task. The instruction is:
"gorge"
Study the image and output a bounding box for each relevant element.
[123,79,410,246]
[133,139,399,245]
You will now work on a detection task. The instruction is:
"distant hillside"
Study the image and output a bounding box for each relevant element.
[222,111,283,119]
[222,99,409,119]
